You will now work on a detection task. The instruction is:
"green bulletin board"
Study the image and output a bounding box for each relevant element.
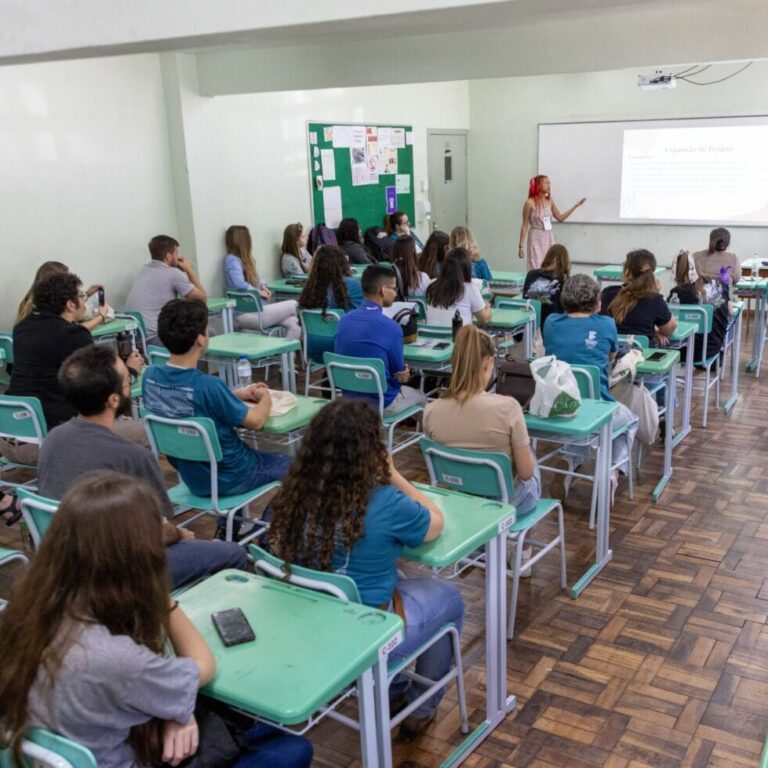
[307,122,415,232]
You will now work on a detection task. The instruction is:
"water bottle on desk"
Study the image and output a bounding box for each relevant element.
[452,310,463,340]
[237,355,251,389]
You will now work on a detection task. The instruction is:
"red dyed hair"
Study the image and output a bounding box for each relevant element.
[528,175,549,199]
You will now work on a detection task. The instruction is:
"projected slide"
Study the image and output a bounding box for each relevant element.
[620,125,768,223]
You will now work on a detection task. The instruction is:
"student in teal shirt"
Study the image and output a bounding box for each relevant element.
[269,399,464,736]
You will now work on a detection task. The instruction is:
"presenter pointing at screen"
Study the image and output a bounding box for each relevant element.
[518,175,586,270]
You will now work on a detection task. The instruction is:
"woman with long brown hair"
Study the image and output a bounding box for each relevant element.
[280,223,312,277]
[600,249,676,344]
[298,244,362,312]
[270,398,462,736]
[0,471,312,768]
[523,243,571,325]
[418,230,449,278]
[424,248,491,327]
[391,235,430,297]
[224,225,301,339]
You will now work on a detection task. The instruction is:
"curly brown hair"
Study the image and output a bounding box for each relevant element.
[269,399,390,572]
[298,245,351,311]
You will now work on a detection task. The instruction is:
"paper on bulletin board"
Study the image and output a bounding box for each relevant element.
[313,146,319,158]
[377,127,392,149]
[395,174,410,194]
[314,161,320,172]
[382,148,398,175]
[351,125,366,149]
[366,153,379,184]
[391,128,406,148]
[406,131,414,145]
[350,146,367,186]
[332,125,352,148]
[320,149,336,181]
[309,132,318,145]
[323,126,333,142]
[322,186,343,228]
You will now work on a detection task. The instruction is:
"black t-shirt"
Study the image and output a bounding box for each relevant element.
[600,285,672,339]
[523,268,563,325]
[7,311,93,429]
[667,282,730,361]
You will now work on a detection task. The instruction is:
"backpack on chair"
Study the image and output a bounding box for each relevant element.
[364,226,393,263]
[308,223,338,254]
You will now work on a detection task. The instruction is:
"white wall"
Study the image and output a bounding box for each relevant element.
[468,63,768,284]
[176,64,470,292]
[0,54,178,328]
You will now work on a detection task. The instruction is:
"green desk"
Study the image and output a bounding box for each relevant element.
[636,348,679,501]
[245,396,327,453]
[485,307,534,358]
[90,317,137,348]
[403,339,453,393]
[267,279,305,301]
[668,321,696,448]
[735,277,768,377]
[594,264,666,289]
[206,297,236,334]
[206,333,301,393]
[178,571,402,766]
[402,485,516,768]
[525,399,618,598]
[489,270,525,295]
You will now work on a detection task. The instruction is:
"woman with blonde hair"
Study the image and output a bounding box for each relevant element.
[423,324,540,514]
[280,223,312,277]
[601,249,676,345]
[523,243,571,325]
[224,225,301,340]
[449,226,492,281]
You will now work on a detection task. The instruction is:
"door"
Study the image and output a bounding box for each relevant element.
[427,130,468,234]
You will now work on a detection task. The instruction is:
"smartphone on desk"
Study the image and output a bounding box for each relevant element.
[647,351,667,362]
[211,608,255,647]
[433,342,450,350]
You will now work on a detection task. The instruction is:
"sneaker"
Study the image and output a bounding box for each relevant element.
[508,545,533,579]
[398,710,437,740]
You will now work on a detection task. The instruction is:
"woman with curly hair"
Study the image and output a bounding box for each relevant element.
[297,244,363,312]
[269,398,464,735]
[0,471,312,768]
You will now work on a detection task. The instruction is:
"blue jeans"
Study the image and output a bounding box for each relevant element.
[234,723,312,768]
[166,540,247,588]
[511,465,541,515]
[388,577,465,719]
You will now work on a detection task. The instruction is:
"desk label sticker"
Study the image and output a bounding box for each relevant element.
[354,372,373,380]
[498,516,516,534]
[178,426,198,437]
[12,411,31,420]
[441,473,462,486]
[379,630,403,659]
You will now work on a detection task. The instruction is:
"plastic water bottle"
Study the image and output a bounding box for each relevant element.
[236,355,251,389]
[452,310,463,340]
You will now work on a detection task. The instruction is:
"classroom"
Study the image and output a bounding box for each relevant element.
[1,2,767,767]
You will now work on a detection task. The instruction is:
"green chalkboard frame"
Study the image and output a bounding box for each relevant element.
[307,121,415,233]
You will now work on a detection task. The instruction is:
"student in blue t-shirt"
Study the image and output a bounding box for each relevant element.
[269,398,464,737]
[334,265,427,416]
[142,299,292,539]
[543,274,637,502]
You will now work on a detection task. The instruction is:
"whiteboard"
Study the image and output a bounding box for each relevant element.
[538,115,768,227]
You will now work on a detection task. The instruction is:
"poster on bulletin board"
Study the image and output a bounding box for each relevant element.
[307,121,415,232]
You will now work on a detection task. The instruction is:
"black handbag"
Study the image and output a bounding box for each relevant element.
[158,703,241,768]
[494,357,535,411]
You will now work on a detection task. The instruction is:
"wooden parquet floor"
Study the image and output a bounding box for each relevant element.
[1,331,767,767]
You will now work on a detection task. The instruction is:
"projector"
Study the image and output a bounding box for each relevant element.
[637,73,676,90]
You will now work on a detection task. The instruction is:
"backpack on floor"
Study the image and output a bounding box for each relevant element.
[308,223,338,254]
[364,226,393,263]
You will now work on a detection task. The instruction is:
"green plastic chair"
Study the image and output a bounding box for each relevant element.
[226,290,285,337]
[0,547,28,611]
[146,344,171,366]
[0,333,13,390]
[16,489,58,548]
[113,310,148,356]
[669,304,719,427]
[297,308,343,396]
[143,414,280,543]
[0,395,48,489]
[409,296,427,321]
[249,543,469,735]
[419,437,566,640]
[414,324,453,339]
[323,352,423,455]
[0,728,97,768]
[495,297,542,329]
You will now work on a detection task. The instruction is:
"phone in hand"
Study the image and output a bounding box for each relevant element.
[433,342,450,350]
[647,351,667,362]
[97,287,106,307]
[211,608,255,647]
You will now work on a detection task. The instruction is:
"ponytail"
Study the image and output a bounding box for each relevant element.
[442,325,495,404]
[608,249,659,325]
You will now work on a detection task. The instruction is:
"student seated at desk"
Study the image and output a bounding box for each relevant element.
[298,245,363,312]
[692,227,741,281]
[523,243,571,326]
[38,345,247,588]
[126,234,207,348]
[280,222,313,277]
[334,265,427,417]
[424,248,491,328]
[337,218,374,265]
[142,299,292,540]
[419,230,449,279]
[224,225,301,340]
[423,325,540,514]
[0,471,313,768]
[601,249,676,346]
[668,250,732,361]
[16,261,113,334]
[270,398,463,736]
[391,235,431,297]
[450,226,493,281]
[544,274,638,501]
[388,211,424,253]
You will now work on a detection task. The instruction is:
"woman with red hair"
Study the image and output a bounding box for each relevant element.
[518,175,585,270]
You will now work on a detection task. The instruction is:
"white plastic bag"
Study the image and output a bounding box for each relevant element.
[529,355,581,418]
[267,389,298,417]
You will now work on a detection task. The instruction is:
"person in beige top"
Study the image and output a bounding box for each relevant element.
[423,324,541,515]
[692,227,741,281]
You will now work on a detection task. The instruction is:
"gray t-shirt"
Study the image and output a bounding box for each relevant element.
[38,418,173,516]
[28,622,198,768]
[125,261,194,338]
